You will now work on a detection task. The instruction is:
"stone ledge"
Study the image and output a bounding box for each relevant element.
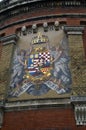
[0,34,19,45]
[4,98,71,111]
[71,96,86,103]
[64,26,84,33]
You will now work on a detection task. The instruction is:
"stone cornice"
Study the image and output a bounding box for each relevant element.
[64,26,84,33]
[0,14,86,31]
[0,0,86,14]
[0,34,19,45]
[0,0,43,14]
[71,96,86,103]
[4,98,71,112]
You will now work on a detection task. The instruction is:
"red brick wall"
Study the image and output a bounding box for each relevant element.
[1,108,86,130]
[0,7,86,35]
[1,8,86,27]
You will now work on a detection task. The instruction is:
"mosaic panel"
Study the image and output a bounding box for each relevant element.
[7,30,72,99]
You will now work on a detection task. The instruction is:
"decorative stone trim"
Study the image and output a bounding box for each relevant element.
[5,98,71,111]
[54,21,59,31]
[64,26,84,34]
[67,31,83,35]
[43,22,48,32]
[32,24,37,33]
[0,0,86,14]
[0,34,19,45]
[74,104,86,125]
[71,96,86,102]
[0,14,85,31]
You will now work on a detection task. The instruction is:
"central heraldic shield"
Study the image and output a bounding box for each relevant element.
[24,33,53,84]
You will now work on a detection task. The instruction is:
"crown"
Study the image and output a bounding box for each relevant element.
[31,32,49,44]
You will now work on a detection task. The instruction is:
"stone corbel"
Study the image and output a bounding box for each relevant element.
[32,24,37,33]
[74,104,86,125]
[21,25,27,35]
[54,21,59,31]
[43,22,48,32]
[71,96,86,125]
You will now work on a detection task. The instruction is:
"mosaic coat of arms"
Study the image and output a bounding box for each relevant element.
[25,34,52,84]
[9,33,72,97]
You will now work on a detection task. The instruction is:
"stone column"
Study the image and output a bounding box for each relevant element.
[0,34,18,127]
[64,26,86,96]
[65,27,86,126]
[0,34,18,99]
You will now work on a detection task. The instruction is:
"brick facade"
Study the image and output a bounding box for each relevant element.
[0,108,85,130]
[0,1,86,129]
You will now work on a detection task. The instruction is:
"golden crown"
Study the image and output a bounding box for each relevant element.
[31,32,49,44]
